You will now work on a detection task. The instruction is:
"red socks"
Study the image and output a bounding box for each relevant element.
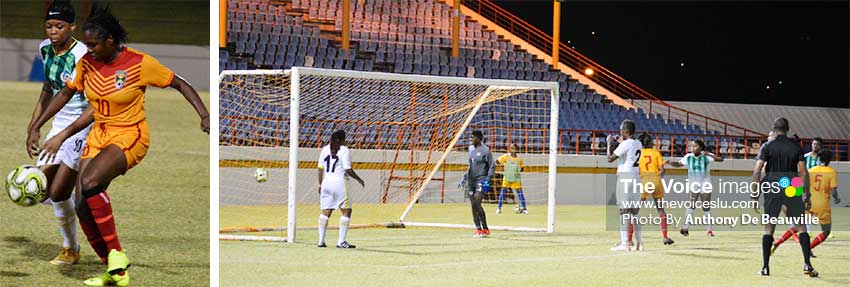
[810,233,827,249]
[775,226,798,245]
[628,223,634,242]
[660,211,668,238]
[79,212,108,262]
[80,191,122,263]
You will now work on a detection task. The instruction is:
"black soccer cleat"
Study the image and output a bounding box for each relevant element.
[317,243,327,248]
[680,228,689,236]
[810,251,817,258]
[757,267,770,276]
[663,237,675,245]
[803,265,819,278]
[336,241,356,249]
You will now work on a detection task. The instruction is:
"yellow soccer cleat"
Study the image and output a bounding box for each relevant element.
[49,246,80,265]
[84,250,131,286]
[106,249,131,275]
[83,271,130,286]
[84,272,115,286]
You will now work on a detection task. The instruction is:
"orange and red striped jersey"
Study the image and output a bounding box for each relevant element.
[66,47,174,126]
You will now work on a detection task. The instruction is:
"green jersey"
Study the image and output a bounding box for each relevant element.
[38,38,89,129]
[805,152,821,170]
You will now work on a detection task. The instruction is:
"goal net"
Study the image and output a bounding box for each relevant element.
[219,67,558,242]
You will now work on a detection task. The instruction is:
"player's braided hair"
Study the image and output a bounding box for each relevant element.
[638,132,653,148]
[818,149,832,165]
[330,130,346,158]
[693,139,706,150]
[83,2,127,45]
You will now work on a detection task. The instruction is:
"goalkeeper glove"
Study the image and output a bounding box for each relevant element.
[457,174,468,189]
[480,180,491,191]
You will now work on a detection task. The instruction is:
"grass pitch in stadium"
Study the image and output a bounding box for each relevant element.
[0,81,209,286]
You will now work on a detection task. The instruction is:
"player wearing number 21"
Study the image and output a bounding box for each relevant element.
[607,120,644,251]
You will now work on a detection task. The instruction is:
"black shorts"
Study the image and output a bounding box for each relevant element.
[764,194,804,219]
[467,182,488,197]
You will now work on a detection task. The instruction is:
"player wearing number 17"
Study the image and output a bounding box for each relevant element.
[317,130,365,249]
[26,4,210,286]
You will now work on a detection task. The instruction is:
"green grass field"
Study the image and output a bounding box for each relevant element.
[0,81,209,286]
[221,203,850,286]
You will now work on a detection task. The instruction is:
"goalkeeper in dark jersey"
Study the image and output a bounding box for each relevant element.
[465,130,494,238]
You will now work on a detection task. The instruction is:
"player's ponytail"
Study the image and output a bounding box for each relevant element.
[330,130,346,159]
[83,2,127,46]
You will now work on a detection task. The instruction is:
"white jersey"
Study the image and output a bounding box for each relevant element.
[614,139,643,174]
[38,38,89,131]
[318,145,351,183]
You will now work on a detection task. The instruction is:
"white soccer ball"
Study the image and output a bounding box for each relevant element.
[254,168,268,183]
[5,165,48,207]
[514,206,523,214]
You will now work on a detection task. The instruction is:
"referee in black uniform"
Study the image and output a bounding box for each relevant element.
[752,118,817,277]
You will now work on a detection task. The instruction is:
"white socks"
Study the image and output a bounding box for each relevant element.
[52,198,78,249]
[634,221,643,243]
[704,210,713,231]
[619,214,630,244]
[684,208,695,229]
[318,214,329,245]
[338,216,350,245]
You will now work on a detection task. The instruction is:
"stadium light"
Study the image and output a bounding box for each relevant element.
[584,68,594,76]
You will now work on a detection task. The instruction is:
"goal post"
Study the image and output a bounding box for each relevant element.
[219,67,558,243]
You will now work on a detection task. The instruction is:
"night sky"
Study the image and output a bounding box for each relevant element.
[496,1,849,108]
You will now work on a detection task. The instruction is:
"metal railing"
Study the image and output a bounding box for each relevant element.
[461,0,766,138]
[218,115,850,161]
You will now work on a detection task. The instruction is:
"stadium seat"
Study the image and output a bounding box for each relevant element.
[220,0,725,152]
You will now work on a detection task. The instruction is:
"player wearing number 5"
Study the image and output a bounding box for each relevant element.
[317,130,365,249]
[26,4,209,286]
[772,150,841,255]
[607,120,643,251]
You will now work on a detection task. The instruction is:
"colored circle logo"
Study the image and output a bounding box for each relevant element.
[791,177,803,188]
[784,186,797,197]
[784,177,804,198]
[779,177,790,188]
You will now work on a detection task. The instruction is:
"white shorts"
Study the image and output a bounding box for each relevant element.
[36,125,91,171]
[320,180,350,210]
[616,173,641,209]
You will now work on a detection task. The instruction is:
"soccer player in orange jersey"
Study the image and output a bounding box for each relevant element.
[636,133,674,245]
[26,4,209,286]
[772,150,840,256]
